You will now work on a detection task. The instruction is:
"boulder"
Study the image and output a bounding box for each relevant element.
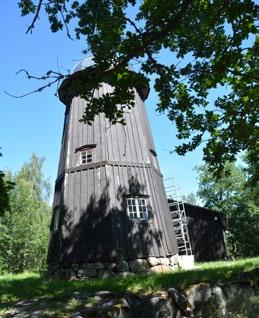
[117,271,135,278]
[120,297,131,309]
[223,283,256,318]
[147,257,159,267]
[72,291,88,300]
[98,269,113,278]
[77,269,85,278]
[159,258,170,266]
[77,263,97,278]
[83,263,97,277]
[95,291,115,298]
[99,299,117,309]
[168,288,189,314]
[71,312,84,318]
[116,260,129,272]
[129,259,149,273]
[169,255,179,266]
[186,282,212,303]
[133,296,176,318]
[106,262,117,270]
[95,262,105,270]
[103,307,128,318]
[186,283,226,317]
[150,265,171,273]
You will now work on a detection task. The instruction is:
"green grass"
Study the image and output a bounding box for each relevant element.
[1,257,258,302]
[0,257,258,317]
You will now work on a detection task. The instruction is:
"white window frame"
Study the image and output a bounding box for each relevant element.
[126,197,149,221]
[80,148,93,164]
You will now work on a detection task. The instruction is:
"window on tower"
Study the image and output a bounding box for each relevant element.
[81,149,93,164]
[126,197,149,221]
[75,144,96,165]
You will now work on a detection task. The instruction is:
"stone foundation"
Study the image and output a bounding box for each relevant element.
[48,255,179,279]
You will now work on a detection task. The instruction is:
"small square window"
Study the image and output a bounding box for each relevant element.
[126,197,149,221]
[80,149,93,164]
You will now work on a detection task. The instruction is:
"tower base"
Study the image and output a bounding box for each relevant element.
[48,255,179,279]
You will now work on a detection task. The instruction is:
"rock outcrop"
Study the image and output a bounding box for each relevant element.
[5,270,259,318]
[76,281,258,317]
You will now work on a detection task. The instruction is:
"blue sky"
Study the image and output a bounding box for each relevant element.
[0,1,204,200]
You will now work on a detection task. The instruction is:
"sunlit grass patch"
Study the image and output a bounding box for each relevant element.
[0,257,258,307]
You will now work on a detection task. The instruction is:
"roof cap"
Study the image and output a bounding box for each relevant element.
[72,56,95,73]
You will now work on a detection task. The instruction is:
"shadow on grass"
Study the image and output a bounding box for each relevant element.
[0,295,86,318]
[1,258,258,309]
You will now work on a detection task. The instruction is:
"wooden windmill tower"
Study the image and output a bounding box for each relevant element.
[47,58,179,278]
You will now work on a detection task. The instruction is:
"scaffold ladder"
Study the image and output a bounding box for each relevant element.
[164,177,192,256]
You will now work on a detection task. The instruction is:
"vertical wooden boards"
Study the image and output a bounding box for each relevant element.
[65,85,154,167]
[184,204,227,261]
[48,77,179,265]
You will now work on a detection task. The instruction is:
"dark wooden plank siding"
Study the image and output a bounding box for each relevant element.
[57,109,70,176]
[48,81,179,265]
[185,204,227,262]
[59,167,113,263]
[52,165,179,263]
[62,86,156,169]
[135,92,156,151]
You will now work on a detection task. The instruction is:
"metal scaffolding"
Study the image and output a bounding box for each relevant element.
[164,176,192,256]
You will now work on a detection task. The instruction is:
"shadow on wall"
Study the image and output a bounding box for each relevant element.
[48,175,166,265]
[187,212,227,262]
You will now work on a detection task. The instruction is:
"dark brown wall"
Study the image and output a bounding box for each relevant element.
[48,82,178,265]
[184,203,227,262]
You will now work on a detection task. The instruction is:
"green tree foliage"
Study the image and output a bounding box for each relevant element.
[0,154,51,273]
[0,151,15,217]
[181,193,197,205]
[17,0,257,176]
[196,161,259,257]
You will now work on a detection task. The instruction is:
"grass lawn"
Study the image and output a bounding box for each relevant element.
[0,257,258,316]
